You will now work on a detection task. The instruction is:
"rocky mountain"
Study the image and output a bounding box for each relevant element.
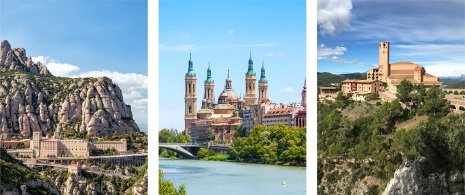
[0,40,139,139]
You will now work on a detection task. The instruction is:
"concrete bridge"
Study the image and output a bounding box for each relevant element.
[159,143,232,158]
[159,143,204,158]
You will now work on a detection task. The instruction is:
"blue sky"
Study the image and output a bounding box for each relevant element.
[317,0,465,77]
[0,0,148,132]
[159,0,306,131]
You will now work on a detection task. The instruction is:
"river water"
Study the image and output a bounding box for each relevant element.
[159,158,306,195]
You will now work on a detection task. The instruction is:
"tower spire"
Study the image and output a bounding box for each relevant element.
[259,61,267,83]
[186,52,195,76]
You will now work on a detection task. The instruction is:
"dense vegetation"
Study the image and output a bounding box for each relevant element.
[0,147,46,194]
[318,80,464,194]
[197,148,229,161]
[229,124,306,166]
[158,128,190,143]
[159,169,187,195]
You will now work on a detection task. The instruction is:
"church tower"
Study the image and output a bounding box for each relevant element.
[379,41,390,82]
[203,62,214,109]
[244,51,257,107]
[184,52,197,136]
[31,131,41,157]
[301,79,307,109]
[258,61,270,104]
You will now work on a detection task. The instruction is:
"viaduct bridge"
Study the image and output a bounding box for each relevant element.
[447,98,465,113]
[24,153,148,167]
[23,161,132,179]
[159,143,231,158]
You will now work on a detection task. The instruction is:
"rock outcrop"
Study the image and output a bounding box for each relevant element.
[383,160,465,195]
[0,40,51,75]
[0,40,139,138]
[132,172,148,195]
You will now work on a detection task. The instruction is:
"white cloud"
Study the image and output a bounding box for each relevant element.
[317,0,353,36]
[132,99,148,106]
[32,56,80,77]
[317,44,363,65]
[279,87,294,93]
[227,30,234,35]
[236,43,276,47]
[124,90,142,99]
[266,53,284,57]
[159,44,197,51]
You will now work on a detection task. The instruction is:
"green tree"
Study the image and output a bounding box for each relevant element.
[422,85,449,117]
[396,79,414,112]
[335,91,349,108]
[235,125,247,138]
[159,169,187,195]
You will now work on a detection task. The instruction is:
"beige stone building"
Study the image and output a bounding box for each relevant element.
[27,131,127,158]
[341,80,385,101]
[262,105,304,127]
[342,41,443,99]
[91,139,127,152]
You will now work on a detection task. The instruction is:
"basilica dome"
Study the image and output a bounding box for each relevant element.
[218,88,239,103]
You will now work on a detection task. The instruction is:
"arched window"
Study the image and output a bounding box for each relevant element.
[208,89,211,99]
[189,84,191,93]
[189,106,192,113]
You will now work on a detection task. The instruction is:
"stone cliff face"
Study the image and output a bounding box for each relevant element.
[0,40,139,138]
[383,161,464,195]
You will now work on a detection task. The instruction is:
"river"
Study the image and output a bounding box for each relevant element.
[159,158,306,195]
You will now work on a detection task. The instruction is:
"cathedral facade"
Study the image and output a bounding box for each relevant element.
[184,52,268,143]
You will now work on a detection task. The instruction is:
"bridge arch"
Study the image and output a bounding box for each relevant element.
[159,145,196,159]
[460,106,465,111]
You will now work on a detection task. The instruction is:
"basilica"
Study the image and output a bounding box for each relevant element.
[184,52,271,143]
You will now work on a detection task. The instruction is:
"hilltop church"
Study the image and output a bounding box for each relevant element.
[341,41,443,100]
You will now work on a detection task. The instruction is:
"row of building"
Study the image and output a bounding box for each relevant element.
[2,131,127,158]
[184,53,307,144]
[319,42,443,102]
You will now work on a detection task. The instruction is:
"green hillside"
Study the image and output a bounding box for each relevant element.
[317,72,366,86]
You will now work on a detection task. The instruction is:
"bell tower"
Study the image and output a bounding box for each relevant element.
[379,41,390,82]
[203,62,215,109]
[258,61,270,104]
[244,51,257,107]
[184,52,197,136]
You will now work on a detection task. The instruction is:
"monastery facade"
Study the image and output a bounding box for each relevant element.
[6,131,128,158]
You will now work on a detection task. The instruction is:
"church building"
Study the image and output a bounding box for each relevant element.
[342,41,443,100]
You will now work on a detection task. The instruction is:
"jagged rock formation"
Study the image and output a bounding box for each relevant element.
[0,40,51,75]
[383,160,465,195]
[0,40,139,138]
